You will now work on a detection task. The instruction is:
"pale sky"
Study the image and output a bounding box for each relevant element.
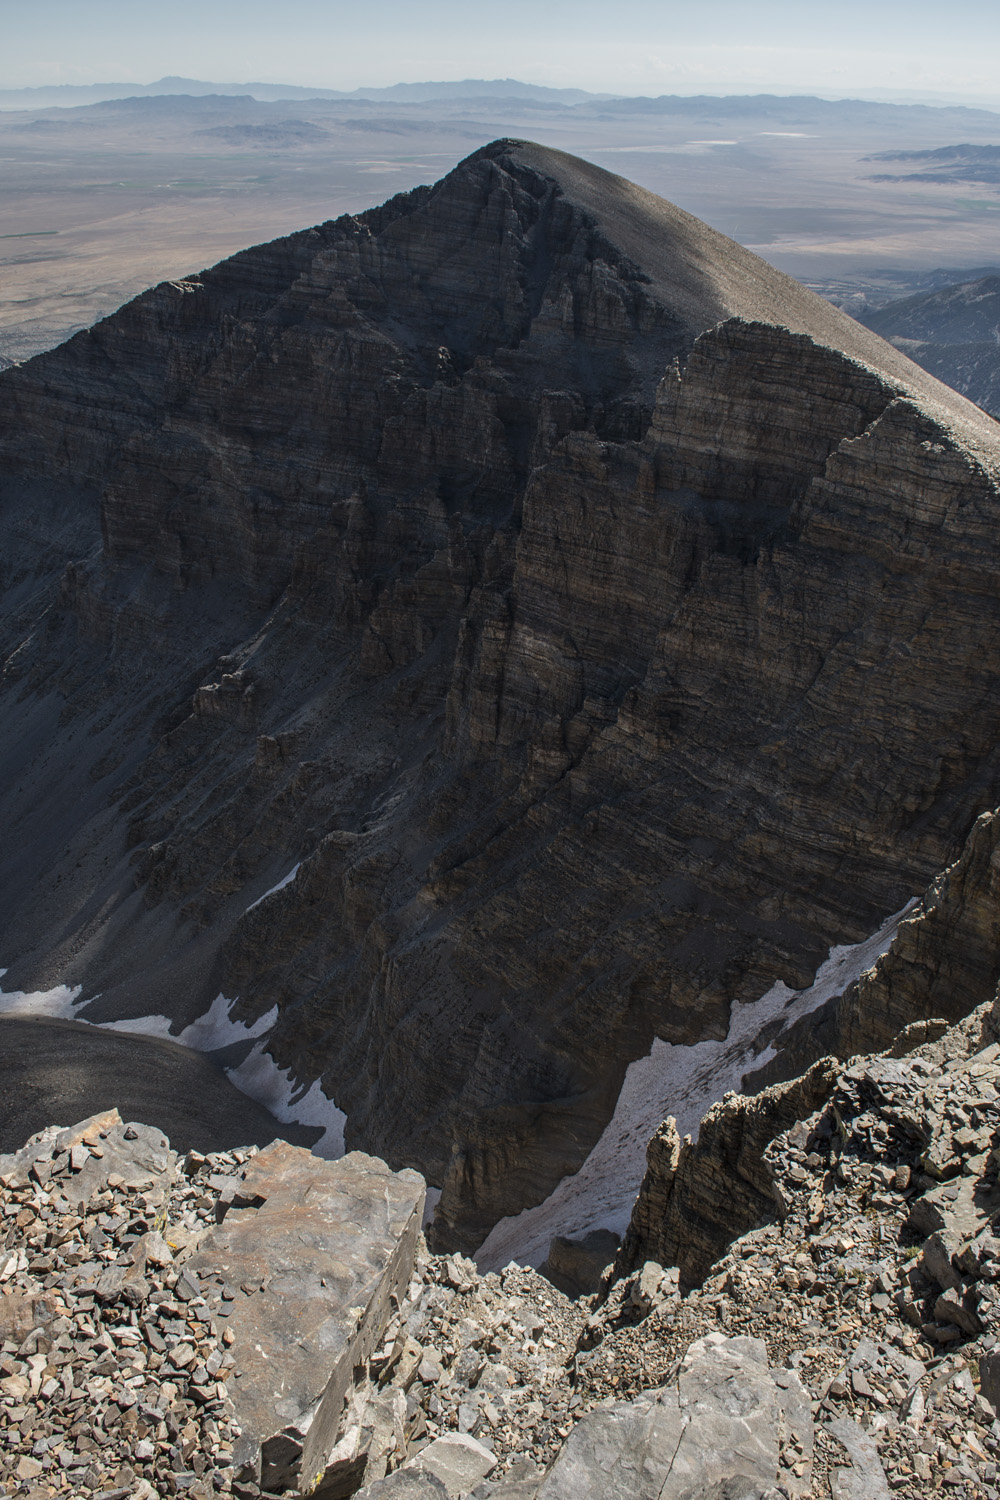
[3,0,1000,101]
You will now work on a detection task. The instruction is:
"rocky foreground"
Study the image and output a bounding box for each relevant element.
[7,977,1000,1500]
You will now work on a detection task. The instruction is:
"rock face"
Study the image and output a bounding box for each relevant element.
[741,806,1000,1095]
[4,138,1000,1252]
[620,1057,842,1291]
[540,1228,619,1298]
[0,1113,427,1499]
[8,1048,1000,1500]
[621,798,1000,1288]
[534,1332,811,1500]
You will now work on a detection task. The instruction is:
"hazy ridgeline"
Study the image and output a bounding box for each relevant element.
[3,83,1000,365]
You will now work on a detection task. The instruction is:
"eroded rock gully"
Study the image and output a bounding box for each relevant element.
[3,139,1000,1254]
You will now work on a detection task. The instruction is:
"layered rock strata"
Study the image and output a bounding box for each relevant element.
[621,802,1000,1286]
[3,140,1000,1250]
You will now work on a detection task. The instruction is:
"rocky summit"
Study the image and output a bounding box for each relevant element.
[8,965,1000,1500]
[4,136,1000,1264]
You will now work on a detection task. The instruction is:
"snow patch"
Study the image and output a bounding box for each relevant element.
[0,969,83,1019]
[475,899,917,1272]
[98,992,277,1050]
[0,970,342,1157]
[100,996,345,1157]
[226,1043,346,1159]
[245,864,300,914]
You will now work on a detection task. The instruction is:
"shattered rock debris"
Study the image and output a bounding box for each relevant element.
[8,996,1000,1497]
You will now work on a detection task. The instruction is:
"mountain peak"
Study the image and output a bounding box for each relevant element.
[2,146,1000,1258]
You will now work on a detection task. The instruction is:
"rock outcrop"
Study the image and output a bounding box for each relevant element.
[620,800,1000,1286]
[0,1114,427,1498]
[4,139,1000,1251]
[10,1025,1000,1500]
[185,1144,425,1494]
[747,806,1000,1090]
[619,1057,841,1290]
[532,1333,812,1500]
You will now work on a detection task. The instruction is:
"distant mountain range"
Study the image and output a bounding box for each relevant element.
[0,76,606,110]
[867,142,1000,184]
[3,78,1000,124]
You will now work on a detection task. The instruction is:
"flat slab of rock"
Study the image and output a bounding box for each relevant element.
[185,1143,425,1492]
[403,1433,497,1496]
[358,1471,450,1500]
[827,1417,891,1500]
[535,1332,811,1500]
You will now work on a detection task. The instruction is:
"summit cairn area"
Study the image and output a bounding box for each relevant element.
[9,992,1000,1500]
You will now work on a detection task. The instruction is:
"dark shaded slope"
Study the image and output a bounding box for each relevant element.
[860,275,1000,420]
[0,1017,321,1155]
[2,140,1000,1251]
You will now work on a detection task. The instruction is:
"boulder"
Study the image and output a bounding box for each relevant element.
[184,1143,425,1494]
[827,1416,891,1500]
[356,1470,450,1500]
[535,1332,811,1500]
[627,1260,680,1315]
[403,1434,497,1496]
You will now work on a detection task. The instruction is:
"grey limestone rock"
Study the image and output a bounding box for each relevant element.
[826,1417,891,1500]
[0,1107,121,1188]
[184,1141,425,1493]
[623,807,1000,1294]
[356,1470,451,1500]
[402,1432,498,1495]
[535,1332,809,1500]
[977,1347,1000,1413]
[628,1259,680,1315]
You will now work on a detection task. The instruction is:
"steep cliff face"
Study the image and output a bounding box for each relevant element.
[3,140,1000,1252]
[621,806,1000,1287]
[742,806,1000,1097]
